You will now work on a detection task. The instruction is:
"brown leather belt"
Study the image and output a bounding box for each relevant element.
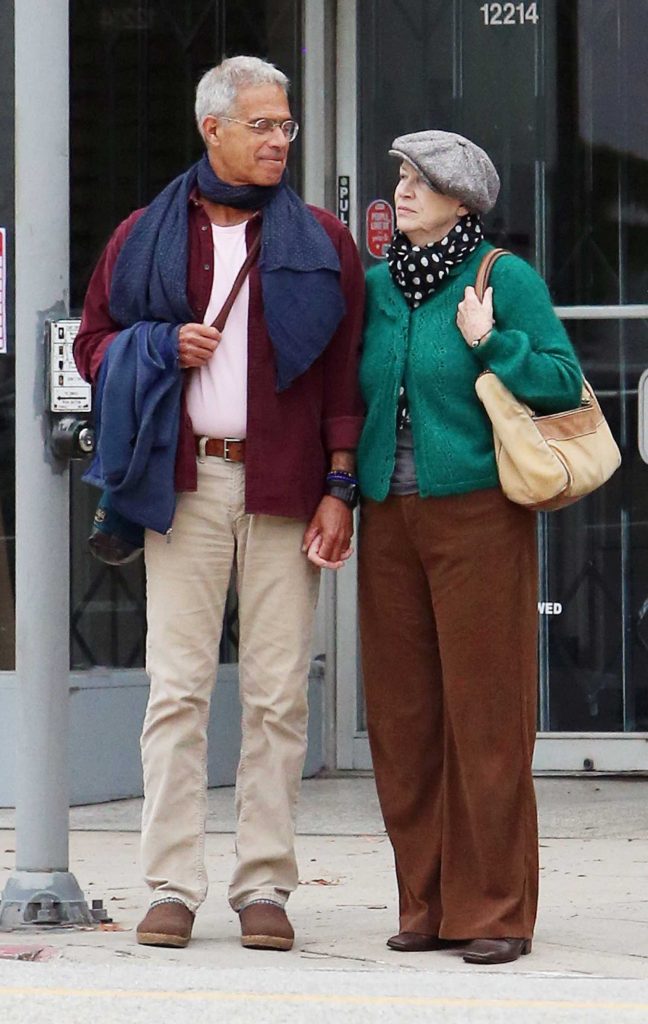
[195,436,246,463]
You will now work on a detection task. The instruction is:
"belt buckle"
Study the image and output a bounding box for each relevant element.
[223,437,242,462]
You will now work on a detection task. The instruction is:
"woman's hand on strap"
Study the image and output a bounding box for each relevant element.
[178,323,222,368]
[456,285,494,349]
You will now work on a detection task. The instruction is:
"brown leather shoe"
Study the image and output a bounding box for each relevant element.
[386,932,449,952]
[239,901,294,951]
[136,900,195,948]
[462,937,532,964]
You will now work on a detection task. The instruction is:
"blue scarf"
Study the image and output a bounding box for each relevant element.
[109,155,346,390]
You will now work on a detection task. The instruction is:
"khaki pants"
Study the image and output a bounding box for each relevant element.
[142,457,320,913]
[359,487,539,940]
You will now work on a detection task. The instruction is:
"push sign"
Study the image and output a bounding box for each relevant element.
[366,200,394,259]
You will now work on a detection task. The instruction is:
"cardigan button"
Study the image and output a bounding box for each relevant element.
[203,264,210,271]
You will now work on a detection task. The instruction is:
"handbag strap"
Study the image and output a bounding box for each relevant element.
[474,247,511,301]
[210,229,261,332]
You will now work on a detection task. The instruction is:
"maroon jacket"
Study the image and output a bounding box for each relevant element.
[74,193,365,520]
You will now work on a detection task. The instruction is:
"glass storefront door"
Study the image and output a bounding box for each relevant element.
[68,0,304,670]
[337,0,648,770]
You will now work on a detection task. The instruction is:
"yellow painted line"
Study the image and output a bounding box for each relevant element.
[0,987,647,1012]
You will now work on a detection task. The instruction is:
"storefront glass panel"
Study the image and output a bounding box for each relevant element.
[542,315,648,732]
[69,0,303,668]
[356,0,648,742]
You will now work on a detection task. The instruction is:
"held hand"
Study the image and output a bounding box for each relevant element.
[302,496,354,570]
[456,285,494,348]
[178,323,222,368]
[305,534,354,570]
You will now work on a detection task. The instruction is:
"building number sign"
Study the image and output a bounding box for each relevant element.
[480,2,539,25]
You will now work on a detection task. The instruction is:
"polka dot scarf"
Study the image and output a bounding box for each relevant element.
[386,214,483,309]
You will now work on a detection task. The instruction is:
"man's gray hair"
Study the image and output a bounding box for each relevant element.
[195,56,289,140]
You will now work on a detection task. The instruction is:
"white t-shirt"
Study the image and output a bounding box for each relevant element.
[185,220,249,439]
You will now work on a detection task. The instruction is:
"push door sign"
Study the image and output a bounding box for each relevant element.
[0,229,6,354]
[366,200,394,259]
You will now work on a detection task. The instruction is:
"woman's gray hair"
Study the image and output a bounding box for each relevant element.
[195,56,289,140]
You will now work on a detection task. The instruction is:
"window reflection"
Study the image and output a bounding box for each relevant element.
[551,0,648,304]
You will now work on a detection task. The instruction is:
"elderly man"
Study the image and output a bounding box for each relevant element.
[75,55,364,952]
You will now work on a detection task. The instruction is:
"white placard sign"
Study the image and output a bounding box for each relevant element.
[0,229,6,354]
[49,319,91,412]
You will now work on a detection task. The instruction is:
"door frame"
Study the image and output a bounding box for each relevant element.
[332,0,648,770]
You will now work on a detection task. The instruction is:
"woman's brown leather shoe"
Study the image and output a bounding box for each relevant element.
[386,932,449,952]
[462,938,532,964]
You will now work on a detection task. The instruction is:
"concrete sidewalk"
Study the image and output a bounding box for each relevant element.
[0,775,647,1021]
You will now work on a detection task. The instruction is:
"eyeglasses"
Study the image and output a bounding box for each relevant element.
[220,116,300,142]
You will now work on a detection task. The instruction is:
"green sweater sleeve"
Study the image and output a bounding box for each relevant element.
[473,255,583,413]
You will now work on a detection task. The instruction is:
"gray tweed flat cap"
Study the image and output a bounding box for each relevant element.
[389,130,500,214]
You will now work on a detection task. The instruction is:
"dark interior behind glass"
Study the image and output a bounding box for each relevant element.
[69,0,303,669]
[358,0,648,732]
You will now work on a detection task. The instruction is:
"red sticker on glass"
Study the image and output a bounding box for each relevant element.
[366,200,394,259]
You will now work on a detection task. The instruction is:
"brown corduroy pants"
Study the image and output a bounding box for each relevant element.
[358,487,539,940]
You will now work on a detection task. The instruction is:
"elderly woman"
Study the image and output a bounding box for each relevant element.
[357,131,582,965]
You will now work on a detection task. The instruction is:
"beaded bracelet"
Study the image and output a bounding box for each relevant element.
[326,470,359,485]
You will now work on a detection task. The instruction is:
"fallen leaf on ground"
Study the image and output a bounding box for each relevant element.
[299,877,341,886]
[0,946,58,962]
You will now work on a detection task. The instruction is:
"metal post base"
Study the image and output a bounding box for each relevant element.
[0,871,101,930]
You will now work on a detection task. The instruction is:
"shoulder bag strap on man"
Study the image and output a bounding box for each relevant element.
[88,227,261,568]
[474,247,511,301]
[210,229,262,332]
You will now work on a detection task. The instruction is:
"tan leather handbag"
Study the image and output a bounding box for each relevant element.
[473,249,621,512]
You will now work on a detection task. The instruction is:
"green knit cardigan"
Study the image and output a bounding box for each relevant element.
[357,241,583,501]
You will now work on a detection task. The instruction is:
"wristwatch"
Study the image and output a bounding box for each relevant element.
[325,475,359,509]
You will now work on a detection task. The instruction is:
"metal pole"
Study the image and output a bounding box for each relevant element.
[304,0,337,770]
[0,0,93,928]
[333,0,361,771]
